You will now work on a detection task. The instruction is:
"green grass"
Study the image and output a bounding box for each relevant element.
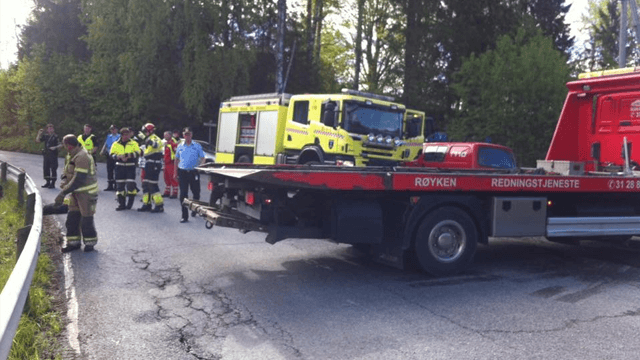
[0,181,63,360]
[0,133,41,154]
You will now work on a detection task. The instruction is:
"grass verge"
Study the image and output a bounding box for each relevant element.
[0,181,65,360]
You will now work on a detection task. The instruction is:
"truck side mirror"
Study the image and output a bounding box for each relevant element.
[323,101,338,128]
[423,116,435,138]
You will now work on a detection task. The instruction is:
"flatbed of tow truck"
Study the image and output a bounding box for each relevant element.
[187,67,640,276]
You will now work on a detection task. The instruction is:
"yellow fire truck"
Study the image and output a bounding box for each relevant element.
[214,89,426,166]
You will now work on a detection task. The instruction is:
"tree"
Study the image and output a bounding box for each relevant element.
[450,29,571,167]
[520,0,574,55]
[19,0,90,61]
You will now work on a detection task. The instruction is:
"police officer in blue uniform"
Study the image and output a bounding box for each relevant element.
[173,127,204,223]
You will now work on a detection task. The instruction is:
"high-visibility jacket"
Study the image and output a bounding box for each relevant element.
[78,133,97,154]
[110,139,141,166]
[141,133,163,161]
[60,146,98,196]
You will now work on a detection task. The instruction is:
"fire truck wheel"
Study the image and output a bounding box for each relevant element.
[237,155,251,164]
[414,207,478,276]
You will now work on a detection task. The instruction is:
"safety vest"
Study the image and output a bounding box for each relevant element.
[78,134,96,153]
[110,139,141,166]
[164,139,176,163]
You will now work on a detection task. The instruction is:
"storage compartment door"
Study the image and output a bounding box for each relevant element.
[255,110,279,156]
[492,197,547,237]
[217,112,239,153]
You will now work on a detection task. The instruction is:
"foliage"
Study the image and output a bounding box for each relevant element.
[450,29,570,167]
[399,0,573,128]
[574,0,640,71]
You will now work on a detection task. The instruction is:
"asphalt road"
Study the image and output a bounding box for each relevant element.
[3,150,640,360]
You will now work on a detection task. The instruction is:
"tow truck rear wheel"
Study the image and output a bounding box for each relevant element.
[414,207,478,276]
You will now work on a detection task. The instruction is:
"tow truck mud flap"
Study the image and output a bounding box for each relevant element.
[331,199,383,244]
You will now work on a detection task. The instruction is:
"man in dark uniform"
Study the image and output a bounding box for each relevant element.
[35,124,62,188]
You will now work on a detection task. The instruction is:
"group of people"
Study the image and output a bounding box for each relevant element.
[36,123,207,252]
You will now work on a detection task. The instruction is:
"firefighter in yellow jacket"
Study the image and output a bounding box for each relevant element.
[136,123,165,212]
[54,135,99,252]
[110,127,141,210]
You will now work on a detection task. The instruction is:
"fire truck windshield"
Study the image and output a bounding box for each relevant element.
[343,101,404,137]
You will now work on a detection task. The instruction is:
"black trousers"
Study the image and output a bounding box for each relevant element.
[115,165,138,195]
[42,153,58,182]
[106,156,116,185]
[178,168,200,219]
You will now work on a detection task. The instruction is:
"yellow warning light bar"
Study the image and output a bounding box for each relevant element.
[578,67,640,79]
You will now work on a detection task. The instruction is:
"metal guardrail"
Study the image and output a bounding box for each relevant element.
[0,161,43,360]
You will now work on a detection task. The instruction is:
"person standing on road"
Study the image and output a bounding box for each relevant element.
[162,130,178,198]
[110,128,141,211]
[172,129,181,144]
[35,123,62,189]
[55,134,99,252]
[174,127,204,223]
[78,124,99,162]
[100,124,120,191]
[137,123,165,213]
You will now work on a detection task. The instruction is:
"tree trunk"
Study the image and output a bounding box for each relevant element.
[307,0,314,66]
[314,0,323,66]
[354,0,365,90]
[276,0,286,93]
[403,0,420,107]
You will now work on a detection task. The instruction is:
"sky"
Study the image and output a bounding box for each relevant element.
[0,0,591,70]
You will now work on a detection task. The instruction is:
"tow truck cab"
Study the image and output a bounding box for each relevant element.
[402,142,517,170]
[547,67,640,172]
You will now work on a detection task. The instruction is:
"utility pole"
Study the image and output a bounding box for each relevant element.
[619,0,628,68]
[619,0,640,67]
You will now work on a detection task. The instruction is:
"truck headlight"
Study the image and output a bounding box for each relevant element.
[376,135,384,143]
[385,136,393,144]
[394,137,403,146]
[367,133,375,142]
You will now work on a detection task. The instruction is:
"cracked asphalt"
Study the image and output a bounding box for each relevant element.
[5,150,640,360]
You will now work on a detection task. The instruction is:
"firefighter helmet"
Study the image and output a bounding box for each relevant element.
[142,123,155,133]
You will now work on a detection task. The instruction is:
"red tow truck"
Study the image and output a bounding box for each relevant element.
[186,68,640,276]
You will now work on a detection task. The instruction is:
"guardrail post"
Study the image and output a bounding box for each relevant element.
[17,172,25,206]
[0,161,6,182]
[16,226,31,260]
[25,193,36,226]
[16,225,32,314]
